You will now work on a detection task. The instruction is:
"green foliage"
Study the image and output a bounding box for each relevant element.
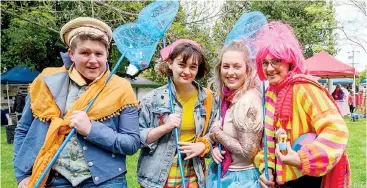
[214,1,338,59]
[141,3,218,86]
[140,68,167,86]
[1,0,338,85]
[0,1,149,73]
[1,17,64,71]
[357,69,366,84]
[212,1,251,48]
[1,2,64,71]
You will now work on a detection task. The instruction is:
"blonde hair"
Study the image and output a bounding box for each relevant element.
[70,34,109,50]
[208,41,260,102]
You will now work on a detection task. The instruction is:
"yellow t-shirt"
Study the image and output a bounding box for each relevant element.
[177,90,198,143]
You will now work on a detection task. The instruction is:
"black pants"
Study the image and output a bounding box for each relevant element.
[277,175,322,188]
[349,104,355,114]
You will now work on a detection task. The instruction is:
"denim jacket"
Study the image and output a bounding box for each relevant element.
[138,79,218,188]
[13,56,140,185]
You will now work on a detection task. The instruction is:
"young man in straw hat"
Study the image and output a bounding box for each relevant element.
[13,17,140,188]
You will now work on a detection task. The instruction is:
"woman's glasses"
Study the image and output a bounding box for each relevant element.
[261,59,282,69]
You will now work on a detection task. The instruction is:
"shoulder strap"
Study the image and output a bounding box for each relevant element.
[202,88,213,137]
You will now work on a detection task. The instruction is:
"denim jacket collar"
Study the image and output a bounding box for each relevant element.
[167,77,208,104]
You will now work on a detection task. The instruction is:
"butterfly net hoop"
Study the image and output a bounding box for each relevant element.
[112,1,179,75]
[224,11,267,60]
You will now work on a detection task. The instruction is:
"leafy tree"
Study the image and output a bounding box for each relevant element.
[213,1,338,58]
[0,1,149,73]
[1,2,64,71]
[140,2,221,86]
[357,69,366,84]
[1,0,339,87]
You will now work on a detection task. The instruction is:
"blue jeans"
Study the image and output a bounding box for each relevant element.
[46,172,127,188]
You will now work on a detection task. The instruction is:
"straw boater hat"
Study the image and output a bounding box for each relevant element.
[60,17,112,47]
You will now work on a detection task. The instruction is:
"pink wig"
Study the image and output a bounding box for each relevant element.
[254,21,305,80]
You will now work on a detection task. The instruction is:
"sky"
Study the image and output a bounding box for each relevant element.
[333,0,367,72]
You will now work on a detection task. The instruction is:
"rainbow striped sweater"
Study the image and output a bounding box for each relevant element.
[254,83,349,185]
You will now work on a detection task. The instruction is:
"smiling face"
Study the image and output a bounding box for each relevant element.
[168,54,198,86]
[262,54,290,85]
[220,51,248,90]
[68,39,108,82]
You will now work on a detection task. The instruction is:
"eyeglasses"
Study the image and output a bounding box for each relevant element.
[261,59,282,69]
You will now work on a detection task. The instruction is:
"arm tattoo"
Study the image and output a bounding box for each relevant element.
[214,129,262,160]
[214,105,263,160]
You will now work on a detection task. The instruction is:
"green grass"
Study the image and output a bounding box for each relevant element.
[345,118,366,188]
[1,118,366,187]
[1,126,16,188]
[0,126,140,188]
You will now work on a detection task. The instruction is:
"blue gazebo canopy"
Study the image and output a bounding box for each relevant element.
[1,66,40,84]
[318,78,354,85]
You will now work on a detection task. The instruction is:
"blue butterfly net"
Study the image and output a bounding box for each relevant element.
[224,11,267,60]
[137,1,179,39]
[113,0,179,75]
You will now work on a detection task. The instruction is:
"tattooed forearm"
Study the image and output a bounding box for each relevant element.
[214,129,262,160]
[210,99,263,161]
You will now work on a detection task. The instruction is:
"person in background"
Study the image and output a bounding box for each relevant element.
[332,84,344,101]
[341,85,349,100]
[12,90,26,114]
[348,90,355,114]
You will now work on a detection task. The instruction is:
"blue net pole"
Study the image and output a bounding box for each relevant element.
[167,77,186,188]
[34,53,126,188]
[217,99,222,188]
[262,82,270,187]
[217,144,222,188]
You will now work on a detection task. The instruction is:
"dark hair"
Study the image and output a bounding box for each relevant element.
[165,43,209,79]
[70,34,109,50]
